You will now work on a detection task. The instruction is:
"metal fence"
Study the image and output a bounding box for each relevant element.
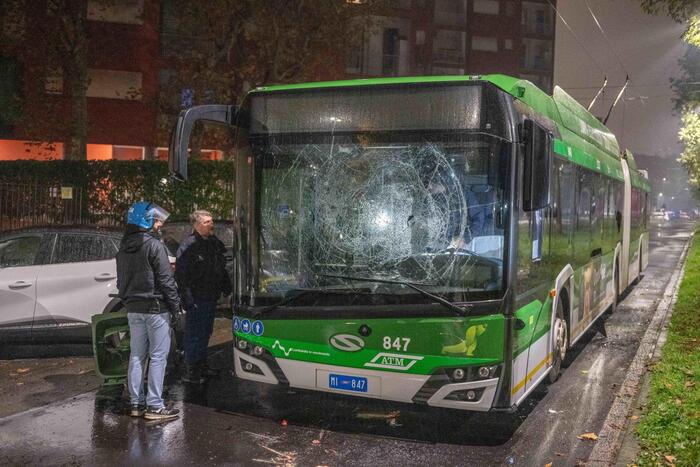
[0,182,87,232]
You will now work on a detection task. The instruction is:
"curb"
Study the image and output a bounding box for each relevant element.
[586,234,693,466]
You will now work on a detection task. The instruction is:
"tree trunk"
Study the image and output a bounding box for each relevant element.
[62,2,89,161]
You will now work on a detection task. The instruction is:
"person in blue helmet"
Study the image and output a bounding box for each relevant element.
[116,201,181,421]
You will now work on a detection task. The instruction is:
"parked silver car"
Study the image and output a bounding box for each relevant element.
[0,227,125,343]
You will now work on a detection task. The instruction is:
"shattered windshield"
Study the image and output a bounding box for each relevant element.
[246,133,508,307]
[236,83,511,308]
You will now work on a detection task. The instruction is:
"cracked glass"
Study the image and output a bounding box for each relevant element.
[236,83,511,309]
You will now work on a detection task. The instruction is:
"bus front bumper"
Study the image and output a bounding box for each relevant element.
[234,348,499,411]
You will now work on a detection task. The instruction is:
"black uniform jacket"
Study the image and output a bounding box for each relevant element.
[116,226,181,315]
[175,231,231,303]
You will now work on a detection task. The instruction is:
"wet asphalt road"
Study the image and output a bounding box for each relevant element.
[0,220,694,467]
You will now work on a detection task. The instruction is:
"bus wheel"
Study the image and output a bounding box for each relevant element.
[611,263,619,313]
[548,299,568,384]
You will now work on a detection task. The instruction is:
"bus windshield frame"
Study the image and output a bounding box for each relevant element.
[233,82,514,313]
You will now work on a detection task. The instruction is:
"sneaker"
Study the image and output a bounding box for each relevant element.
[144,406,180,421]
[182,365,205,384]
[130,404,146,417]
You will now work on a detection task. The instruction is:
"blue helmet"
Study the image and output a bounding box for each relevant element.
[127,201,171,229]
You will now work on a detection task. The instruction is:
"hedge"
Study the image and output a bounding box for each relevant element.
[0,160,235,225]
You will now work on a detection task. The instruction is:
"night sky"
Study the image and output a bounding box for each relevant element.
[554,0,688,158]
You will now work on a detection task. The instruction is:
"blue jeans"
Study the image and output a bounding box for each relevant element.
[127,312,171,409]
[184,299,216,365]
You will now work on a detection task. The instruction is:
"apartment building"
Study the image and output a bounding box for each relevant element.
[0,0,556,161]
[346,0,555,92]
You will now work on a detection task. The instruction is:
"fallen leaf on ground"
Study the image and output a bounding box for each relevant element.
[664,454,676,464]
[683,369,694,377]
[312,440,321,445]
[577,432,598,441]
[16,382,23,386]
[674,398,683,406]
[545,463,552,467]
[664,383,673,390]
[548,409,558,414]
[630,415,639,421]
[581,370,589,374]
[16,368,30,374]
[684,381,695,388]
[555,452,565,457]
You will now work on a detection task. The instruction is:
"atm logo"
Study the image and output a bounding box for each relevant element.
[364,352,424,371]
[329,334,365,352]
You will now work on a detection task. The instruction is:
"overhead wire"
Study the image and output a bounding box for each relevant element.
[580,1,630,127]
[545,0,605,77]
[583,0,629,76]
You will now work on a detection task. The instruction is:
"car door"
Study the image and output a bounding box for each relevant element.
[34,233,118,338]
[0,234,46,340]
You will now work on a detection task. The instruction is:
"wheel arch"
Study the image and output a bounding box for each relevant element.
[102,297,124,314]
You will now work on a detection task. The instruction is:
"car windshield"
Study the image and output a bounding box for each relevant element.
[244,132,509,307]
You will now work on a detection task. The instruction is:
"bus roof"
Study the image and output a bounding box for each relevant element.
[252,75,649,190]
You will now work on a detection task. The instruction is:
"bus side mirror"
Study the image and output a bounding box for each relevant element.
[522,119,552,212]
[168,105,237,181]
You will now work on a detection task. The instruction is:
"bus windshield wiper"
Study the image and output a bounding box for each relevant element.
[252,287,365,317]
[318,274,469,317]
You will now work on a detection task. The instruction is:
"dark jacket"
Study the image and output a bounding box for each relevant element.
[176,231,231,304]
[116,226,181,315]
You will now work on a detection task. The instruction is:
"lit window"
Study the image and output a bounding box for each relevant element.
[472,36,498,52]
[86,69,143,100]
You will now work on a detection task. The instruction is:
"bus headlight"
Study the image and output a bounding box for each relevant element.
[478,366,491,378]
[452,369,466,380]
[237,339,248,350]
[252,345,264,356]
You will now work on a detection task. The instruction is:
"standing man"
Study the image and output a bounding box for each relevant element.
[176,210,231,383]
[117,201,181,420]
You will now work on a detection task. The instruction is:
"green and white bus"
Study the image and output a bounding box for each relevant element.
[170,74,650,412]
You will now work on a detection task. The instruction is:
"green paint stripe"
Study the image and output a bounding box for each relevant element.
[253,75,480,92]
[513,299,552,358]
[554,139,625,181]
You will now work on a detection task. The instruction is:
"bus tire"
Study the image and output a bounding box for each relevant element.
[633,250,642,285]
[611,261,619,313]
[548,298,568,384]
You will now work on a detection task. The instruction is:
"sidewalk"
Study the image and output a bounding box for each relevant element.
[589,230,694,466]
